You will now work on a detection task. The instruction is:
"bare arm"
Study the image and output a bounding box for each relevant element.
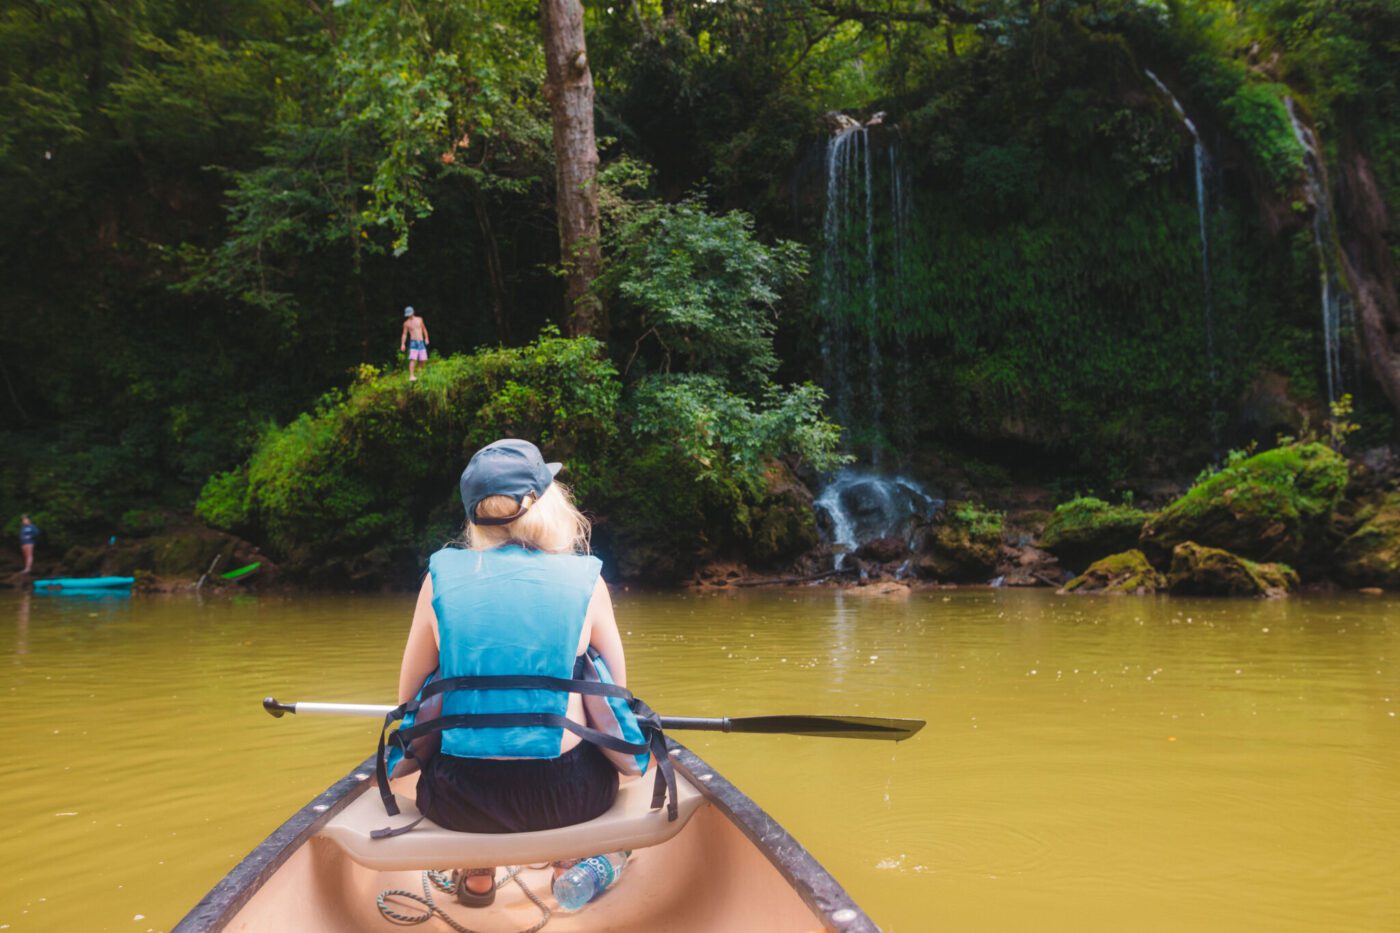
[585,576,626,687]
[421,320,429,344]
[398,575,441,703]
[400,320,409,351]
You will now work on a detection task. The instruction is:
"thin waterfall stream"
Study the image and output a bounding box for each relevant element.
[1145,70,1218,434]
[1284,97,1355,405]
[818,115,913,460]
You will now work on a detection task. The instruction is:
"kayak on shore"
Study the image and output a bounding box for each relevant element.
[174,740,875,932]
[32,576,135,591]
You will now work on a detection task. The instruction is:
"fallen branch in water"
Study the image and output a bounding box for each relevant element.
[729,567,859,588]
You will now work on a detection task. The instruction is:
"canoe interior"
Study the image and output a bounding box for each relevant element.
[222,801,828,932]
[181,744,875,933]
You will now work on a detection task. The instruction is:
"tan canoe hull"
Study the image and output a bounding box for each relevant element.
[176,742,876,933]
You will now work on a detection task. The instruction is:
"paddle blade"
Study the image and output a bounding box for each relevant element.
[710,715,923,741]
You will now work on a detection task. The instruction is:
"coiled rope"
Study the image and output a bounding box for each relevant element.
[377,867,552,933]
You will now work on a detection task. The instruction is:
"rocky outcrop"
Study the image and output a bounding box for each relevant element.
[1059,549,1165,595]
[747,461,820,568]
[1166,541,1298,597]
[1139,442,1348,566]
[914,501,1002,582]
[1334,491,1400,588]
[1039,497,1150,571]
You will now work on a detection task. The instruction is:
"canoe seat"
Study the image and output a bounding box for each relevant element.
[319,771,707,871]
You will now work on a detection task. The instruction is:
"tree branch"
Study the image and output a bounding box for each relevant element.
[811,0,986,28]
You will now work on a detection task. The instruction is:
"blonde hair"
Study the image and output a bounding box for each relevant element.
[465,482,591,554]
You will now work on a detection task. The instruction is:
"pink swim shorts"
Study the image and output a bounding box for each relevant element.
[408,347,428,362]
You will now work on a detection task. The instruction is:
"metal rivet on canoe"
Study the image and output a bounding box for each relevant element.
[831,908,858,924]
[312,804,328,812]
[353,773,369,781]
[699,774,713,781]
[668,749,680,757]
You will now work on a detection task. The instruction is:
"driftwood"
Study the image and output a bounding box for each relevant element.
[728,567,858,588]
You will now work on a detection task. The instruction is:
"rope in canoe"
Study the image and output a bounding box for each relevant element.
[376,867,552,932]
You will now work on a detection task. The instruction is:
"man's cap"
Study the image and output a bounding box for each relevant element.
[459,439,562,525]
[404,306,415,317]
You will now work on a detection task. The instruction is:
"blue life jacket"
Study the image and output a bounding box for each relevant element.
[373,545,676,831]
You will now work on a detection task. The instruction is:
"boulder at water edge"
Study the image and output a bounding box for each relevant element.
[1039,497,1151,571]
[1166,541,1298,598]
[1059,549,1165,595]
[1139,442,1347,566]
[1335,491,1400,588]
[914,501,1002,582]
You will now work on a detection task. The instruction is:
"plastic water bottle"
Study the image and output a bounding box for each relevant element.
[552,851,629,909]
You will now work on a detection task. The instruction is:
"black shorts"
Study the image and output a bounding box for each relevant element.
[416,741,619,834]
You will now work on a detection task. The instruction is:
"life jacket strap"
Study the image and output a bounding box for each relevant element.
[417,673,636,702]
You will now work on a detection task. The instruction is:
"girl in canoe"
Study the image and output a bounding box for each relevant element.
[396,438,628,906]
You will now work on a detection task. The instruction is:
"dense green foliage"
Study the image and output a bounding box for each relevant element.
[3,0,1399,578]
[197,325,840,583]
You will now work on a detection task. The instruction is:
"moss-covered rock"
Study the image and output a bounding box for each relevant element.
[1166,541,1298,597]
[1139,443,1348,566]
[914,501,1003,582]
[1059,549,1165,595]
[745,462,819,568]
[1040,497,1151,570]
[1334,491,1400,588]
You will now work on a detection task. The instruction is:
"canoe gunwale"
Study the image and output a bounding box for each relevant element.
[666,741,878,933]
[173,741,879,932]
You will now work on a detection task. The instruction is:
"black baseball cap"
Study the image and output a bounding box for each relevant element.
[459,439,562,525]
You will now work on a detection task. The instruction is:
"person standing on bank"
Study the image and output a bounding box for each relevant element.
[399,306,430,381]
[397,439,626,906]
[18,515,38,574]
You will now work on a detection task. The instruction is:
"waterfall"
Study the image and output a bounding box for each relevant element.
[821,126,859,432]
[1145,70,1218,426]
[1284,97,1354,405]
[814,470,942,569]
[819,116,911,458]
[862,129,885,465]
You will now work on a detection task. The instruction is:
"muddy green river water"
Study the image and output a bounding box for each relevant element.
[2,587,1398,931]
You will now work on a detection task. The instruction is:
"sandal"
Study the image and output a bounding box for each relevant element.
[452,868,497,908]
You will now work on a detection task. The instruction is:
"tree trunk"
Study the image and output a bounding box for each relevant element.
[470,180,512,343]
[540,0,606,339]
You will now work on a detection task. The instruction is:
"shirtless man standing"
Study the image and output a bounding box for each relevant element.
[400,306,430,381]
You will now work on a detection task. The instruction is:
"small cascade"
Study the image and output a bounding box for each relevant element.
[814,470,942,568]
[1145,70,1218,424]
[821,126,860,432]
[818,114,912,458]
[1284,97,1355,405]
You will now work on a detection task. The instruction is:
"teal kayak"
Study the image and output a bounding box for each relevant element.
[33,576,135,591]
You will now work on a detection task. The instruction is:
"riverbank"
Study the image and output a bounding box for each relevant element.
[9,439,1400,600]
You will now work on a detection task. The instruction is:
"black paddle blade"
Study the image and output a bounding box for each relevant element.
[662,714,925,741]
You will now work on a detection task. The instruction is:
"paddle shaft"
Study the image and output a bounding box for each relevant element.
[262,698,923,741]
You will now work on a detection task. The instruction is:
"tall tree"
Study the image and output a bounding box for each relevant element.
[540,0,605,338]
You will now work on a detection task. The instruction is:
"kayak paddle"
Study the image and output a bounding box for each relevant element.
[262,697,924,742]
